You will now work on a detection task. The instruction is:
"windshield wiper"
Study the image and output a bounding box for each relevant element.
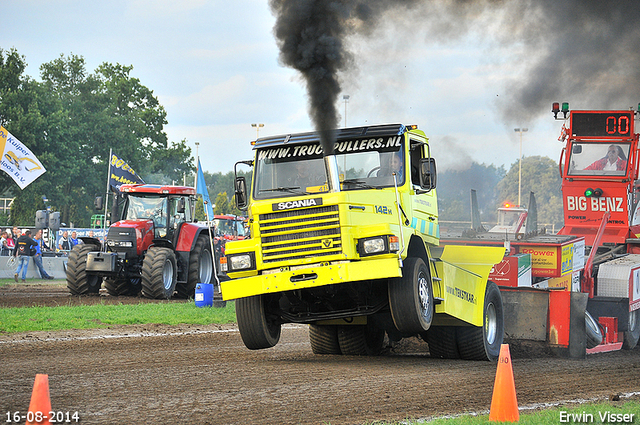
[341,179,383,189]
[260,186,309,195]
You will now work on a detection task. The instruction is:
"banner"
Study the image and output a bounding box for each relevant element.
[0,126,47,189]
[196,158,214,219]
[109,152,144,192]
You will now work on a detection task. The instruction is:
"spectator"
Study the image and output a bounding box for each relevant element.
[70,231,81,247]
[58,231,71,252]
[0,231,8,256]
[33,229,54,280]
[13,230,37,283]
[11,226,21,248]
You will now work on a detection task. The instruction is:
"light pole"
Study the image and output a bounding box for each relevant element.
[194,141,199,187]
[343,95,350,127]
[251,123,264,139]
[514,128,528,206]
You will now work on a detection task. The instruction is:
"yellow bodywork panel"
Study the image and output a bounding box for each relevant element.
[221,256,402,301]
[433,245,506,326]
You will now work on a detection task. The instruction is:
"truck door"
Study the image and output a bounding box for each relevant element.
[408,137,439,245]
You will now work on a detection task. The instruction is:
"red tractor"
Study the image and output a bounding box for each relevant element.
[66,184,216,299]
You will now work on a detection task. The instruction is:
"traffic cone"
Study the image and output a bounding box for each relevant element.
[25,374,51,425]
[489,344,519,422]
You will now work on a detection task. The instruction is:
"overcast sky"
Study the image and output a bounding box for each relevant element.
[2,0,635,176]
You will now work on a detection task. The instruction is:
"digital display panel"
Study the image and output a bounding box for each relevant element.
[571,111,634,137]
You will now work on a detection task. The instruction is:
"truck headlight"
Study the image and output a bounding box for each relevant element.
[227,253,255,271]
[357,235,399,257]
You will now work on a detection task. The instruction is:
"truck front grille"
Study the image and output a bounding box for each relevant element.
[259,205,342,263]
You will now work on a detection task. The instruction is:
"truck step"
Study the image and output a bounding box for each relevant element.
[434,297,444,304]
[432,277,442,282]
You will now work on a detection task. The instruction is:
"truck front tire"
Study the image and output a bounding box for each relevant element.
[236,295,281,350]
[141,247,177,299]
[389,257,434,334]
[66,245,102,295]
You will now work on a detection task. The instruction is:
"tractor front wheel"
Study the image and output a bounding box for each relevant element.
[66,245,102,295]
[141,247,177,299]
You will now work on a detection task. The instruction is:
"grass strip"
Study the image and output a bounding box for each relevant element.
[0,301,236,333]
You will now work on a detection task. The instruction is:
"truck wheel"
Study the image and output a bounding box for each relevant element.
[176,235,214,299]
[623,309,640,350]
[337,324,385,356]
[389,257,434,334]
[236,295,281,350]
[423,326,460,359]
[141,247,177,299]
[66,245,102,295]
[309,324,341,355]
[456,281,504,361]
[104,278,141,296]
[585,310,603,349]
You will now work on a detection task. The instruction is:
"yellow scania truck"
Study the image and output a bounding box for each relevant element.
[221,124,506,360]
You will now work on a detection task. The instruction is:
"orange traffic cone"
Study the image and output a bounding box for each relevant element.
[26,374,52,425]
[489,344,519,422]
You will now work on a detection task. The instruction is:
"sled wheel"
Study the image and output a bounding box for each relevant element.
[389,257,434,334]
[309,324,341,355]
[585,310,604,349]
[236,294,281,350]
[337,324,385,356]
[623,309,640,350]
[456,281,504,361]
[141,247,177,299]
[66,244,102,295]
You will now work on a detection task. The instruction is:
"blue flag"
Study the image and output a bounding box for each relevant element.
[196,158,214,219]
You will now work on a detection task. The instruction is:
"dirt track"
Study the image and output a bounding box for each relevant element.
[2,284,640,424]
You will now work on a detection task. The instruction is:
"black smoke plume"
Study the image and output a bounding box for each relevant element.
[270,0,640,147]
[269,0,418,155]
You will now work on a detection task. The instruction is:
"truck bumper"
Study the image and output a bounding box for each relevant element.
[221,257,402,301]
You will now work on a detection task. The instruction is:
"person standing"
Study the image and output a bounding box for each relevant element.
[70,231,80,247]
[13,230,37,283]
[58,230,71,252]
[0,231,8,256]
[33,230,54,280]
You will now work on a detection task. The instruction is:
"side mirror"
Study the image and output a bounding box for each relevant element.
[235,177,247,209]
[572,145,582,154]
[419,158,437,191]
[177,198,186,214]
[94,196,103,211]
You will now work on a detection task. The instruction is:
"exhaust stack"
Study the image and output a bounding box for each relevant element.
[324,155,341,193]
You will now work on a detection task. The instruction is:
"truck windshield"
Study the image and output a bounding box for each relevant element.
[253,140,405,199]
[567,142,631,176]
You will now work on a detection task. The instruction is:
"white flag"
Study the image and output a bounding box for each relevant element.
[0,126,47,189]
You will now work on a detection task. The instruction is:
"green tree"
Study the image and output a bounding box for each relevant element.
[0,51,195,227]
[214,192,230,215]
[497,156,563,229]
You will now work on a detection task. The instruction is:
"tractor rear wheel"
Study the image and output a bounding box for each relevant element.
[388,257,434,334]
[236,295,281,350]
[309,324,341,355]
[456,281,504,361]
[141,247,177,299]
[176,235,214,299]
[66,245,102,295]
